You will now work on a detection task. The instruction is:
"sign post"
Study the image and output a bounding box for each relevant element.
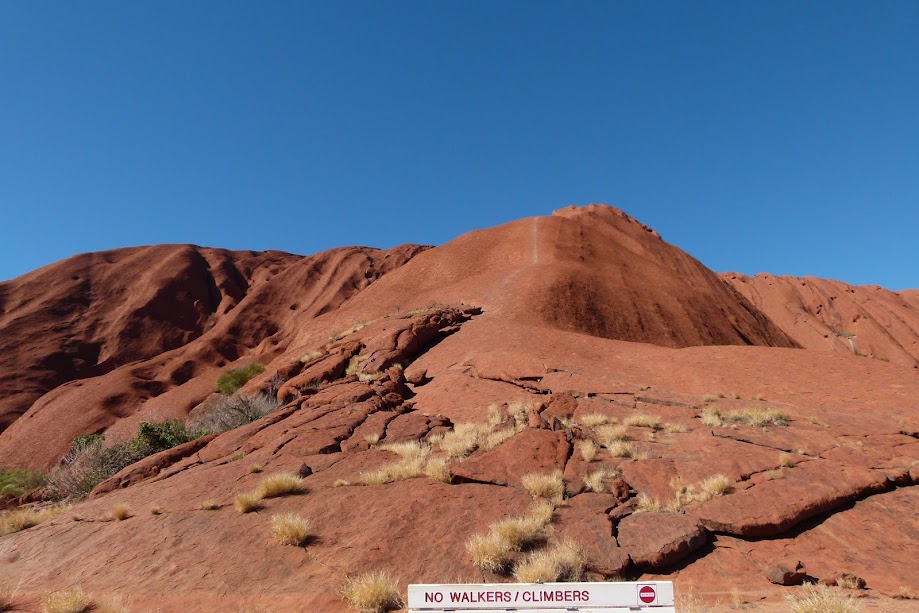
[407,581,676,612]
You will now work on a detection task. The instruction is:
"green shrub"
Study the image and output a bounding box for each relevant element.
[0,467,46,497]
[46,420,202,501]
[216,363,265,396]
[132,419,198,454]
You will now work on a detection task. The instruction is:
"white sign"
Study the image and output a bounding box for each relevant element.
[407,581,675,612]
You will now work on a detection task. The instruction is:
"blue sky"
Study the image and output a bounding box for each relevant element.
[2,1,916,288]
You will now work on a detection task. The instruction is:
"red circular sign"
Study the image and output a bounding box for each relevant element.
[639,586,656,604]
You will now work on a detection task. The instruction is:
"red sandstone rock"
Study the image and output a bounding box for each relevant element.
[452,429,570,487]
[617,512,708,570]
[0,205,917,610]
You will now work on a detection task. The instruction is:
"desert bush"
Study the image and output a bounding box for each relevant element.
[271,513,311,546]
[0,505,68,536]
[521,471,565,504]
[42,588,90,613]
[234,493,263,513]
[255,473,304,498]
[623,414,662,430]
[513,539,585,583]
[133,420,199,452]
[46,420,200,501]
[0,467,46,498]
[216,363,265,396]
[785,584,861,613]
[189,393,281,434]
[341,571,402,613]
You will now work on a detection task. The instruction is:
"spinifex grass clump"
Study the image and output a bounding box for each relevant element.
[466,501,555,572]
[341,571,402,613]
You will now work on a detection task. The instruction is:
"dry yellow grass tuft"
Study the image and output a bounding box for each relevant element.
[256,473,304,498]
[149,506,164,515]
[271,513,311,546]
[732,407,790,427]
[378,440,430,461]
[700,406,724,427]
[198,500,221,511]
[42,588,90,613]
[583,468,618,493]
[234,493,264,514]
[701,406,788,428]
[480,427,517,451]
[785,584,861,613]
[247,464,263,474]
[341,571,402,613]
[345,354,367,377]
[111,503,131,521]
[438,423,480,458]
[579,413,614,428]
[520,471,565,504]
[634,492,680,513]
[422,457,452,484]
[506,402,529,428]
[512,539,585,583]
[623,414,662,430]
[663,422,689,434]
[333,479,350,487]
[465,533,509,573]
[579,439,599,463]
[300,349,324,363]
[605,441,635,458]
[638,474,732,512]
[779,452,796,468]
[466,502,554,572]
[595,424,629,447]
[437,406,527,458]
[0,505,68,536]
[364,434,381,446]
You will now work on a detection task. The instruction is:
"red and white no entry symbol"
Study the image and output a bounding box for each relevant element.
[638,585,656,604]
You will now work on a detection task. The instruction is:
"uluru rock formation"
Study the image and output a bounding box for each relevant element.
[1,204,917,612]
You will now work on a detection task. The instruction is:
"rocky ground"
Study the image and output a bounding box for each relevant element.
[1,205,916,611]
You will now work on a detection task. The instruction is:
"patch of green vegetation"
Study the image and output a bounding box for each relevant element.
[47,420,204,500]
[216,363,265,395]
[0,467,46,497]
